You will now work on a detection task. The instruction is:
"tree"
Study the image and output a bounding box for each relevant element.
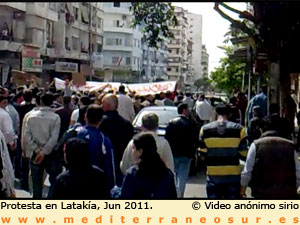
[194,77,211,92]
[210,45,247,94]
[130,2,178,49]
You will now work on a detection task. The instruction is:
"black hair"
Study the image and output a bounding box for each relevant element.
[216,104,232,116]
[23,89,33,103]
[63,96,72,105]
[166,91,172,98]
[177,103,188,114]
[65,138,90,169]
[133,132,168,179]
[185,93,191,97]
[177,95,184,101]
[80,96,90,106]
[41,92,54,107]
[119,85,125,94]
[86,104,103,124]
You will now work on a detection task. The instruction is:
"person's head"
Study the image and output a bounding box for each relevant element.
[261,85,268,95]
[133,132,167,178]
[72,95,79,106]
[80,96,90,107]
[177,103,189,116]
[166,91,172,99]
[0,86,8,109]
[23,89,33,103]
[40,92,54,107]
[199,94,205,101]
[141,113,159,131]
[269,103,280,115]
[65,138,90,169]
[54,92,63,104]
[160,92,166,99]
[252,106,262,118]
[177,95,184,102]
[216,104,232,119]
[63,96,72,106]
[146,94,154,102]
[85,104,103,127]
[119,85,126,94]
[102,94,118,112]
[185,92,191,97]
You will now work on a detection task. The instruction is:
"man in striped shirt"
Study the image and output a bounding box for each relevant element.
[199,104,248,198]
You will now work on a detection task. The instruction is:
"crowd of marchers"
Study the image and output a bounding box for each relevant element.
[0,79,299,199]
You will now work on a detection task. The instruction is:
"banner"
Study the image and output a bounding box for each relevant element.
[0,200,299,225]
[22,57,43,73]
[55,62,78,73]
[54,78,177,95]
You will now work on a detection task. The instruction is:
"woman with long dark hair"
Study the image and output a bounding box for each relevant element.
[120,132,177,199]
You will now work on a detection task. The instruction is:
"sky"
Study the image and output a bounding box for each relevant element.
[172,2,247,75]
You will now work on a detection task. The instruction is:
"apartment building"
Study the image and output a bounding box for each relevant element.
[201,44,209,78]
[0,2,104,85]
[187,12,203,82]
[141,40,169,82]
[101,2,142,82]
[167,6,189,84]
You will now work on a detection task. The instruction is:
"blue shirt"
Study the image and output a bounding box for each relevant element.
[77,126,116,189]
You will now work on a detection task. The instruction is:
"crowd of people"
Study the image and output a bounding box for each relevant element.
[0,79,299,199]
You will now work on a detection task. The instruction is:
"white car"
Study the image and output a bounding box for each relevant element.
[132,106,179,136]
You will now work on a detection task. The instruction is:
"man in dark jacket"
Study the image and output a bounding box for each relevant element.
[49,138,110,199]
[77,104,116,190]
[55,96,73,140]
[99,94,134,187]
[241,118,300,199]
[165,103,198,198]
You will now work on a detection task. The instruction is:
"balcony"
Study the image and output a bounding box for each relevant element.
[0,40,22,52]
[103,45,132,52]
[103,26,133,34]
[26,3,58,21]
[0,3,26,11]
[103,6,131,15]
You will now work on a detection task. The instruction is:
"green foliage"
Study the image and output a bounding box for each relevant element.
[130,2,177,49]
[194,77,212,91]
[210,47,246,94]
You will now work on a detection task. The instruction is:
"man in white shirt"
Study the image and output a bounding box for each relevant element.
[0,87,16,151]
[120,112,174,175]
[117,85,135,122]
[196,94,213,125]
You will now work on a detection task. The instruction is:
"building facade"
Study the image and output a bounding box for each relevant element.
[101,2,142,83]
[187,12,203,82]
[0,2,104,86]
[201,44,209,78]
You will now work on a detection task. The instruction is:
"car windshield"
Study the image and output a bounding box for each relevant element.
[134,108,179,128]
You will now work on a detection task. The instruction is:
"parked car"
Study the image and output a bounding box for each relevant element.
[132,106,179,136]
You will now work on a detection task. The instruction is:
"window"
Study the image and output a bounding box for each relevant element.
[97,17,102,28]
[116,20,120,27]
[176,67,179,72]
[167,67,171,71]
[176,49,179,54]
[96,43,102,53]
[112,57,119,64]
[106,38,122,46]
[73,7,79,21]
[65,37,70,50]
[126,57,131,65]
[113,2,120,7]
[72,37,79,51]
[122,15,127,20]
[134,57,137,65]
[48,3,56,12]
